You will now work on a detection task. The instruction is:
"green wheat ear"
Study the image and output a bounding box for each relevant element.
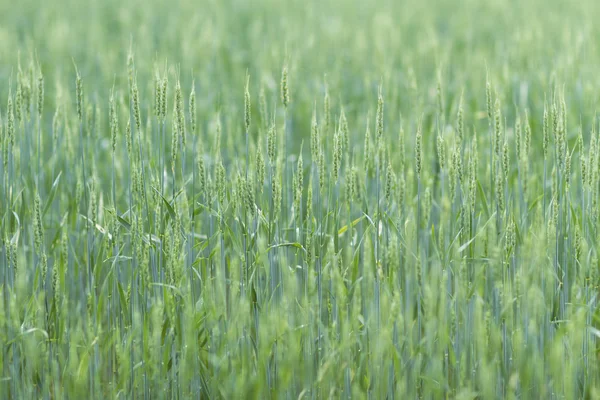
[451,144,461,199]
[398,121,405,173]
[385,158,395,204]
[318,148,325,191]
[437,133,446,171]
[364,116,372,174]
[267,122,277,164]
[333,125,341,182]
[456,90,464,145]
[323,80,330,134]
[272,170,282,219]
[579,126,585,186]
[15,74,22,124]
[415,119,422,179]
[543,102,549,160]
[34,191,44,255]
[344,165,352,203]
[37,72,44,118]
[523,110,531,158]
[494,98,502,157]
[6,90,14,148]
[376,85,384,146]
[257,147,265,193]
[75,67,83,122]
[174,77,185,147]
[502,141,509,180]
[109,89,118,153]
[310,104,319,161]
[296,150,303,192]
[41,252,48,288]
[352,166,360,200]
[132,75,141,131]
[244,74,251,133]
[0,111,3,167]
[281,64,289,108]
[126,120,132,159]
[339,106,349,151]
[189,80,196,135]
[216,160,226,206]
[154,68,161,118]
[515,114,522,161]
[161,76,168,121]
[196,153,206,197]
[565,147,572,189]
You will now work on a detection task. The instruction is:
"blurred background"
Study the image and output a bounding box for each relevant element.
[0,0,599,145]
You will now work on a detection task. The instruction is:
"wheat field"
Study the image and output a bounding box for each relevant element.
[2,0,600,398]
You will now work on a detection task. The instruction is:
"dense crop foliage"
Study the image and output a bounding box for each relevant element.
[3,0,600,398]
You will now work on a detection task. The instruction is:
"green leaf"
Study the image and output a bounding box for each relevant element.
[458,212,495,253]
[117,282,128,325]
[10,211,20,245]
[117,215,131,231]
[80,214,112,240]
[150,282,183,297]
[161,317,171,345]
[153,187,177,222]
[338,215,366,236]
[527,194,544,213]
[193,240,210,252]
[267,242,307,254]
[43,171,62,217]
[477,180,490,217]
[193,203,220,218]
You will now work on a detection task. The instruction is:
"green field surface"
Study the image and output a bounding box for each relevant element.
[2,0,600,398]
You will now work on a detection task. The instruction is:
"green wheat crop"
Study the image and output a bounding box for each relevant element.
[2,0,600,398]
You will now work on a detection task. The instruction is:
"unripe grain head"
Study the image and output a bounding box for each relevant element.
[126,120,133,159]
[7,92,14,148]
[161,76,168,120]
[543,104,549,159]
[216,161,226,206]
[244,74,251,133]
[37,73,44,118]
[415,120,422,178]
[174,78,185,146]
[15,78,22,124]
[376,86,384,144]
[385,158,394,203]
[75,69,83,122]
[109,90,118,153]
[281,65,289,108]
[364,117,372,173]
[154,69,161,118]
[523,111,531,158]
[323,83,330,134]
[333,128,341,182]
[267,123,276,164]
[34,192,44,254]
[502,141,509,179]
[494,98,502,157]
[339,107,349,151]
[257,147,265,193]
[310,105,319,161]
[437,133,446,170]
[515,115,521,161]
[486,76,493,124]
[189,81,196,135]
[456,91,464,145]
